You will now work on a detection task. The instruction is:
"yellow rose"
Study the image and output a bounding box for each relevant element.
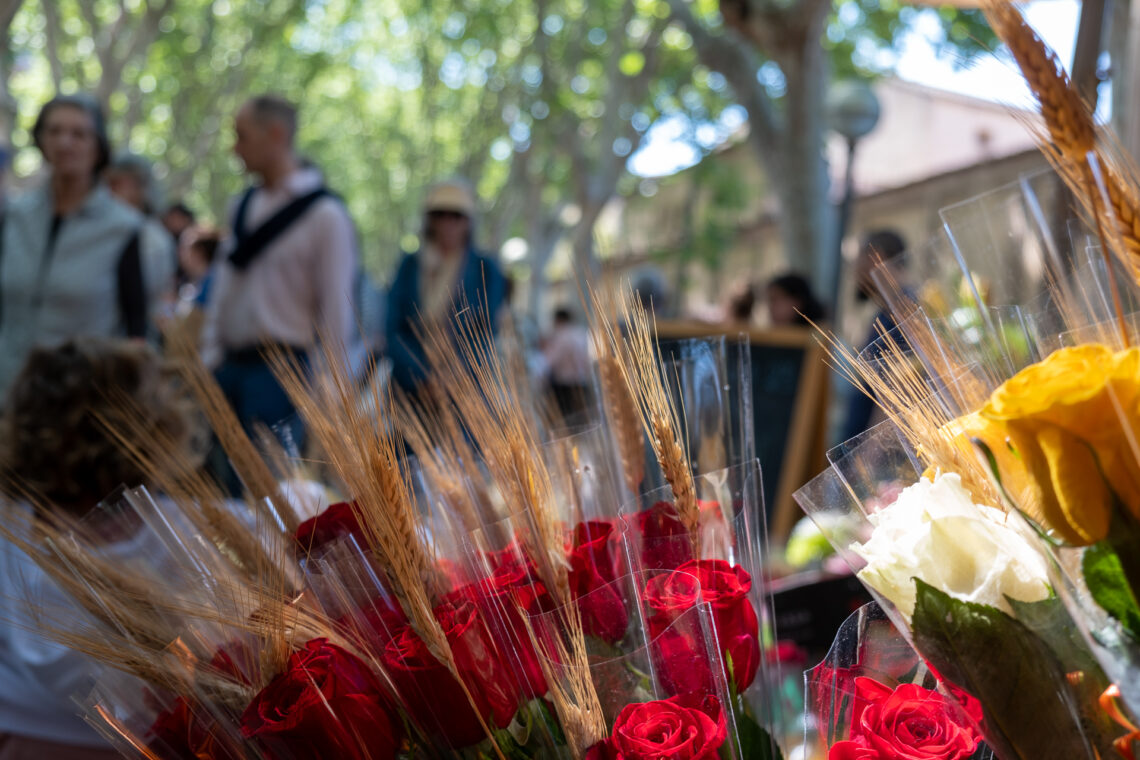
[979,345,1140,545]
[938,411,1027,500]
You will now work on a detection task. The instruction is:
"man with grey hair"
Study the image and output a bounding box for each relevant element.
[202,94,356,448]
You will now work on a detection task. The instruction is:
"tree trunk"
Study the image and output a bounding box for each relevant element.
[761,0,833,294]
[670,0,834,292]
[571,200,605,285]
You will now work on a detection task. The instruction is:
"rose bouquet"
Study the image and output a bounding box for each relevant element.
[0,240,793,760]
[522,567,743,760]
[794,422,1115,759]
[803,602,992,760]
[620,461,781,756]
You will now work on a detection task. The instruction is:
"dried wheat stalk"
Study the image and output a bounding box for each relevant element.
[600,290,699,553]
[267,341,507,758]
[416,304,572,608]
[984,1,1093,162]
[94,395,287,590]
[164,332,297,534]
[519,599,606,758]
[597,351,646,497]
[985,1,1136,341]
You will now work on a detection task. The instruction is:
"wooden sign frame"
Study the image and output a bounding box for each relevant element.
[653,321,830,545]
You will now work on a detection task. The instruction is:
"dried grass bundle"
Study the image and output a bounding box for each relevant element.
[816,321,1001,508]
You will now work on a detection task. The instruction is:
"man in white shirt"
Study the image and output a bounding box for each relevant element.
[202,94,356,449]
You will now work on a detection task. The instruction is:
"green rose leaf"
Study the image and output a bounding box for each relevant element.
[911,580,1093,760]
[1082,541,1140,641]
[1006,596,1119,759]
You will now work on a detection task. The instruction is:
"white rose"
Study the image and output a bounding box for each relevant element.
[851,471,1051,624]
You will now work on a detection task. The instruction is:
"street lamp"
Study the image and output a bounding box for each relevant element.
[826,79,881,313]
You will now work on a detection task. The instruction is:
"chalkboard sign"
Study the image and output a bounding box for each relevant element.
[654,322,829,543]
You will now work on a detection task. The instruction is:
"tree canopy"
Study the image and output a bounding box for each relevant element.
[1,0,996,303]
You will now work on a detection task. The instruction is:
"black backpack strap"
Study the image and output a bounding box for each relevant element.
[116,230,147,338]
[232,186,257,240]
[228,187,331,271]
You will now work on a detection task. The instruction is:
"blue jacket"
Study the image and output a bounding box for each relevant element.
[384,247,507,393]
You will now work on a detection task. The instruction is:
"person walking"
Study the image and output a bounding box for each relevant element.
[0,94,163,400]
[384,178,507,396]
[201,94,356,447]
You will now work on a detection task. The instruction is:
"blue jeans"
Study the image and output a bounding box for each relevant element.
[212,350,308,492]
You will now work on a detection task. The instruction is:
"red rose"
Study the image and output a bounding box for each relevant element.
[569,520,629,643]
[649,624,716,698]
[466,559,550,698]
[207,640,255,686]
[240,638,402,760]
[645,560,760,693]
[148,697,241,760]
[294,501,365,555]
[344,594,409,652]
[829,677,981,760]
[829,742,881,760]
[436,596,522,727]
[382,622,488,749]
[589,693,727,760]
[381,597,522,750]
[633,502,694,571]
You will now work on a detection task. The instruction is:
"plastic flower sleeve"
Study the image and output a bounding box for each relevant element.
[526,569,744,759]
[656,334,755,480]
[803,601,996,760]
[939,167,1140,352]
[797,420,1114,759]
[619,459,782,758]
[81,665,250,760]
[544,422,632,524]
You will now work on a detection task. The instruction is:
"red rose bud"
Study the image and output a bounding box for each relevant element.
[148,697,241,760]
[569,520,629,643]
[343,594,408,652]
[294,501,365,555]
[464,563,550,699]
[240,638,402,760]
[435,596,523,727]
[649,624,716,698]
[591,693,728,760]
[829,677,981,760]
[645,560,760,694]
[634,502,694,571]
[382,622,489,749]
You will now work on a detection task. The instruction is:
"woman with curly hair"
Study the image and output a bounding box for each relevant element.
[0,338,199,759]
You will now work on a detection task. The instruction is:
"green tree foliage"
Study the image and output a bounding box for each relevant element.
[3,0,728,291]
[2,0,998,300]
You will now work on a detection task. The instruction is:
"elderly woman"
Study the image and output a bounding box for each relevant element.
[0,95,168,399]
[0,339,199,758]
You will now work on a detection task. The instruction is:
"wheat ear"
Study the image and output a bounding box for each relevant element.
[598,289,700,554]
